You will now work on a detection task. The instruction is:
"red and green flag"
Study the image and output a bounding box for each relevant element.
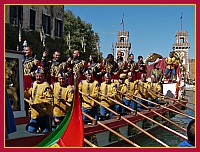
[36,84,84,147]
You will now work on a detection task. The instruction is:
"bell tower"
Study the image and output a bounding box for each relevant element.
[115,31,131,61]
[172,16,190,72]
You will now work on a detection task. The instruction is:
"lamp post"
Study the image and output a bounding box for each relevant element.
[66,31,71,51]
[81,36,86,53]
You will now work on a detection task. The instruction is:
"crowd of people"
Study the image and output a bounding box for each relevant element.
[23,46,179,133]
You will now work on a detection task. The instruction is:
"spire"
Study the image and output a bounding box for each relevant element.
[180,13,183,31]
[120,13,124,32]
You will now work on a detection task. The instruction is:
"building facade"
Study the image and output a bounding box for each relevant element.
[5,5,64,39]
[172,31,190,73]
[115,31,131,61]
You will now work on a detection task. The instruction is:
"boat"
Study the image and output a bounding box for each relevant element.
[5,49,194,147]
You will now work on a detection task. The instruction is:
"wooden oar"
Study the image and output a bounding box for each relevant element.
[61,95,139,147]
[99,94,188,140]
[24,98,54,119]
[131,94,195,120]
[83,112,140,147]
[138,83,195,112]
[84,138,97,147]
[123,94,187,132]
[79,91,169,147]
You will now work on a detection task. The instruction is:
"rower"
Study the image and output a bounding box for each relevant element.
[147,74,162,107]
[137,73,149,111]
[79,69,99,124]
[121,72,139,114]
[51,71,73,128]
[99,73,117,120]
[113,73,126,114]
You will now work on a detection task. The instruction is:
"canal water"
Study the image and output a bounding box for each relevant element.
[123,86,195,147]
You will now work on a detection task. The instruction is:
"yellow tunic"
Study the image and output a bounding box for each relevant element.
[25,81,53,119]
[113,80,124,103]
[100,82,117,107]
[122,79,139,100]
[78,80,99,109]
[52,82,73,117]
[137,80,149,99]
[165,57,176,69]
[147,82,162,100]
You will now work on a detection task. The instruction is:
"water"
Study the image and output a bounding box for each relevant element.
[123,88,195,147]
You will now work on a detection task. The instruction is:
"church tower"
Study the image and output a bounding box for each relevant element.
[172,16,190,72]
[115,31,131,61]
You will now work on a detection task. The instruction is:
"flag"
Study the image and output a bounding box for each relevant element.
[36,79,84,147]
[5,90,16,139]
[120,19,124,25]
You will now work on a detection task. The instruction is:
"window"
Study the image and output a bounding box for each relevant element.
[180,37,184,43]
[55,19,63,37]
[30,9,35,30]
[42,14,51,35]
[10,5,23,26]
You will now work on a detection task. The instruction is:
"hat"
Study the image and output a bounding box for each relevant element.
[151,74,156,79]
[35,66,44,74]
[104,72,111,78]
[128,72,134,76]
[58,70,66,78]
[85,69,92,75]
[119,73,126,79]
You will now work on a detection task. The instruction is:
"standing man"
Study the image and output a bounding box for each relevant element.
[116,51,128,78]
[121,72,139,114]
[127,54,137,80]
[163,52,177,82]
[51,71,73,128]
[136,56,147,80]
[99,73,117,120]
[101,54,118,80]
[71,50,86,84]
[24,66,53,133]
[41,50,68,83]
[79,69,99,123]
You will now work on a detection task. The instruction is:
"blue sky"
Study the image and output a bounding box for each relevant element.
[64,5,195,60]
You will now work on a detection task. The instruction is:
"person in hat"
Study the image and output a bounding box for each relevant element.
[150,63,163,83]
[79,69,99,123]
[163,52,177,82]
[147,74,162,106]
[23,45,41,115]
[51,71,73,128]
[115,51,128,78]
[113,73,126,114]
[24,66,53,133]
[127,54,137,80]
[137,73,149,111]
[121,72,139,114]
[99,73,117,120]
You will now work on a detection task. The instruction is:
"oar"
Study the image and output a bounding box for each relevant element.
[62,95,139,147]
[123,94,187,132]
[84,138,97,147]
[138,83,195,112]
[24,98,54,119]
[99,94,188,141]
[83,112,140,147]
[79,91,169,147]
[131,94,194,120]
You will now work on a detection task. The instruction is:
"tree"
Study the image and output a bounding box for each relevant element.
[63,10,101,61]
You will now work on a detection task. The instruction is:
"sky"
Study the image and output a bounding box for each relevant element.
[64,5,195,60]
